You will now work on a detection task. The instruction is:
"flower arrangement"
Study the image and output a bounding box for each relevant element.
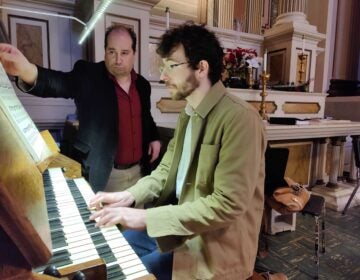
[222,47,260,87]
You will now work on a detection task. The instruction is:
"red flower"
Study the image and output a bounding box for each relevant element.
[223,47,258,70]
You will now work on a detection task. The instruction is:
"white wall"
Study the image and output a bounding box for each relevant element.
[0,0,81,126]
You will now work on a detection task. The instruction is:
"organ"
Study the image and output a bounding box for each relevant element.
[0,87,155,279]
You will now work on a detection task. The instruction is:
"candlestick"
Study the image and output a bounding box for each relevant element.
[263,49,267,72]
[298,53,308,84]
[259,70,270,121]
[165,7,170,30]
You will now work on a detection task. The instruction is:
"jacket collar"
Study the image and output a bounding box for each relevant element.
[192,81,227,119]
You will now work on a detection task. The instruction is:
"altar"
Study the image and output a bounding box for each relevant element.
[150,83,360,211]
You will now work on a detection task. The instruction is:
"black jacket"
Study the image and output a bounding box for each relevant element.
[21,60,159,192]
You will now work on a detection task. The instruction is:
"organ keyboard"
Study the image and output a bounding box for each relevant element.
[37,167,151,280]
[0,71,155,279]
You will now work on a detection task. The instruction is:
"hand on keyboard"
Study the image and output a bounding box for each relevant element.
[89,206,147,230]
[88,191,135,210]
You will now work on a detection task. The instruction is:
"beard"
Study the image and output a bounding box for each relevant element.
[167,73,199,100]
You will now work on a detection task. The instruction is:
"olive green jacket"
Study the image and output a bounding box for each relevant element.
[128,81,267,279]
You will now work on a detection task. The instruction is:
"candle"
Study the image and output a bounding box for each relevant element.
[302,35,305,53]
[263,49,267,72]
[165,7,170,30]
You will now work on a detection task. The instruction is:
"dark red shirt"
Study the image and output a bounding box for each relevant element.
[110,70,142,165]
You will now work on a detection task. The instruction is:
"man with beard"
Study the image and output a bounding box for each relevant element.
[0,25,161,193]
[89,23,267,280]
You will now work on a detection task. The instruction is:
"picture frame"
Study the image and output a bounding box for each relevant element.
[0,20,10,43]
[148,40,162,82]
[8,15,50,68]
[104,14,140,72]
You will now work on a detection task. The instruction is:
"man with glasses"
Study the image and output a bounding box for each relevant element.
[89,23,266,280]
[0,25,161,193]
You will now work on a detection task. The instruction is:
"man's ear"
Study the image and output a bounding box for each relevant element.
[197,60,209,78]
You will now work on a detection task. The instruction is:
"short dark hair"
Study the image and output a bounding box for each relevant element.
[104,25,137,52]
[156,22,224,85]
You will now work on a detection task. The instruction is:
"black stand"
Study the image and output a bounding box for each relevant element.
[342,136,360,215]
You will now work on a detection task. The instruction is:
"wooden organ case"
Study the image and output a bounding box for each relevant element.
[0,99,155,279]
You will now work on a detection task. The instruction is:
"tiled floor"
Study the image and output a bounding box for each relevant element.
[256,204,360,279]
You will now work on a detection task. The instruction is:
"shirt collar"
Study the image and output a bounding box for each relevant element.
[192,81,226,119]
[184,103,195,117]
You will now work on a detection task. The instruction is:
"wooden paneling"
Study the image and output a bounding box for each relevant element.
[248,100,277,114]
[283,102,320,114]
[270,141,313,186]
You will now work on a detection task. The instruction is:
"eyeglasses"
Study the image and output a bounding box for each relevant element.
[159,62,188,74]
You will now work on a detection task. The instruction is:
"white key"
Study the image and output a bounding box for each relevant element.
[46,171,149,278]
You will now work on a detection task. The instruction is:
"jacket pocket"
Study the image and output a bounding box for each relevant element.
[195,144,220,194]
[73,139,91,154]
[72,139,91,178]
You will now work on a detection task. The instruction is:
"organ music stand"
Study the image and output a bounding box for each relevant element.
[0,103,53,279]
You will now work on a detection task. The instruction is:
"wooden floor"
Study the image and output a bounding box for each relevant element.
[256,204,360,279]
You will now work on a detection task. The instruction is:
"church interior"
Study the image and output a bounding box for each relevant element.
[0,0,359,279]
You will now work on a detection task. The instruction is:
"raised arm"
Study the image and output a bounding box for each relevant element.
[0,43,38,84]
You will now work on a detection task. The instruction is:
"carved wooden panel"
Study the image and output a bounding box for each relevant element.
[156,98,279,114]
[270,141,313,186]
[247,101,277,114]
[283,102,320,114]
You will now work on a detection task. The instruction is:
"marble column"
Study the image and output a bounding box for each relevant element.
[349,150,357,182]
[315,138,328,186]
[278,0,306,14]
[326,137,345,188]
[337,137,347,181]
[274,0,308,26]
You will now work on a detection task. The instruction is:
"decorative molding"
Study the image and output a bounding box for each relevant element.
[282,101,320,114]
[150,83,327,129]
[131,0,161,6]
[149,14,264,51]
[150,0,198,22]
[247,101,277,114]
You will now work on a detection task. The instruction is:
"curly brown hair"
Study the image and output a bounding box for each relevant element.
[156,22,224,85]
